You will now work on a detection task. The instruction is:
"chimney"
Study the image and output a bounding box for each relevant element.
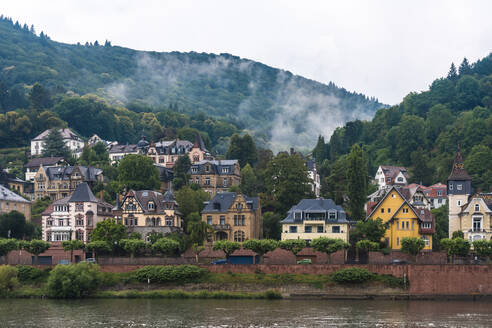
[290,148,295,155]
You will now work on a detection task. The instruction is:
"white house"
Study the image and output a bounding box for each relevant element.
[31,128,84,157]
[374,165,409,190]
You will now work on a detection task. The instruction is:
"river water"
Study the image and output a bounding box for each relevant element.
[1,298,491,327]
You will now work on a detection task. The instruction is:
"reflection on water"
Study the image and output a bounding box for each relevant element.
[1,298,492,327]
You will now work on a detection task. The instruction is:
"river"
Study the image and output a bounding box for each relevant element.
[1,299,492,327]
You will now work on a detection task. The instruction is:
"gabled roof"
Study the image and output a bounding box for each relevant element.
[202,192,259,213]
[33,128,81,141]
[69,182,99,202]
[0,185,30,203]
[193,132,208,151]
[41,196,71,216]
[44,165,102,182]
[24,157,64,168]
[123,189,180,215]
[109,144,139,154]
[281,198,347,224]
[189,160,239,175]
[366,185,407,219]
[379,165,409,181]
[448,148,472,181]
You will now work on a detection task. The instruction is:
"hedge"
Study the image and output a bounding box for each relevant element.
[134,265,208,284]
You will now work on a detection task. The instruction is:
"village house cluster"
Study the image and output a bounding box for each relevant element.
[1,126,489,261]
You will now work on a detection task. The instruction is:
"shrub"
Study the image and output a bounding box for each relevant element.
[46,263,102,298]
[0,265,18,292]
[134,265,208,284]
[16,265,46,283]
[356,240,379,251]
[152,238,181,256]
[331,267,374,284]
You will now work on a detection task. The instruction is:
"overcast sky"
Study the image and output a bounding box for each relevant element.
[2,0,492,104]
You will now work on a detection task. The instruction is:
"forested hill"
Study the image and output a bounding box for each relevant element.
[314,54,492,200]
[0,16,385,151]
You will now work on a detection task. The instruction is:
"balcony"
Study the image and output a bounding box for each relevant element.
[212,224,231,231]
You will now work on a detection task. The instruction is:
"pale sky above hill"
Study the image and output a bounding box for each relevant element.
[2,0,492,105]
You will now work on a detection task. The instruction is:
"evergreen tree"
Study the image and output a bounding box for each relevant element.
[28,82,51,109]
[312,135,327,165]
[226,133,258,167]
[410,147,434,186]
[117,154,160,191]
[346,144,368,221]
[239,163,257,196]
[173,155,192,190]
[447,62,458,81]
[41,129,71,159]
[458,57,471,75]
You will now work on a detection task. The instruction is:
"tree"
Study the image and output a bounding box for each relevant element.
[243,239,278,263]
[356,240,379,252]
[265,152,313,215]
[452,230,464,239]
[0,211,34,239]
[440,238,453,263]
[226,133,258,167]
[262,212,282,240]
[46,263,102,298]
[120,239,147,261]
[311,237,349,264]
[239,163,257,196]
[441,237,470,263]
[432,205,448,251]
[41,129,71,159]
[86,241,111,259]
[354,218,386,244]
[0,239,18,264]
[90,219,127,250]
[410,148,434,186]
[175,186,210,228]
[61,240,84,263]
[128,232,142,240]
[346,144,368,220]
[400,237,425,262]
[279,239,306,258]
[458,57,471,75]
[117,154,160,191]
[78,142,109,167]
[23,240,50,265]
[191,243,205,263]
[312,135,328,165]
[28,82,52,109]
[173,155,192,190]
[187,220,212,245]
[473,240,492,263]
[152,238,181,257]
[447,62,458,81]
[212,240,240,263]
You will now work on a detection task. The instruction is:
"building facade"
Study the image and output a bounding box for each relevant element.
[146,139,194,168]
[108,144,140,164]
[188,133,214,164]
[41,183,113,243]
[306,160,321,198]
[34,165,104,200]
[366,186,434,251]
[0,184,31,221]
[31,128,84,157]
[424,183,447,209]
[201,192,262,242]
[24,157,65,182]
[280,199,349,242]
[118,189,183,241]
[374,165,409,190]
[189,160,241,196]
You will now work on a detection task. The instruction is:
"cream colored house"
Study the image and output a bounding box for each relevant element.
[281,199,349,242]
[0,184,31,221]
[31,128,84,157]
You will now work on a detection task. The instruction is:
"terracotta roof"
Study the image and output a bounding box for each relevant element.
[448,149,472,181]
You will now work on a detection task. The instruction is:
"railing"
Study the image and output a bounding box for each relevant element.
[212,224,231,230]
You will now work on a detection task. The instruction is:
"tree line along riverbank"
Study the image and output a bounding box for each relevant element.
[0,263,405,300]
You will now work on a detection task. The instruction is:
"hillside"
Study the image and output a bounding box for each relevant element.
[313,54,492,201]
[0,16,385,151]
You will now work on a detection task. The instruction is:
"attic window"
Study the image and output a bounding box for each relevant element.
[475,204,480,212]
[294,212,302,220]
[328,211,337,220]
[222,167,230,174]
[397,177,403,182]
[191,167,198,173]
[457,184,463,191]
[148,202,155,210]
[449,184,453,191]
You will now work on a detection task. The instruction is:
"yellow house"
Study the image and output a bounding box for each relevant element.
[366,186,434,250]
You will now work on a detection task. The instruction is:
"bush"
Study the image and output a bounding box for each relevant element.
[46,263,102,298]
[16,265,46,283]
[0,265,18,292]
[331,268,374,284]
[134,265,208,284]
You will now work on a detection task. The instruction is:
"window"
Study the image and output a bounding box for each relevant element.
[402,208,409,213]
[76,216,84,226]
[438,199,442,204]
[381,208,385,213]
[396,237,399,246]
[289,226,297,233]
[236,203,243,210]
[294,212,302,220]
[191,167,198,173]
[205,177,210,185]
[388,208,391,213]
[328,211,336,220]
[76,230,84,241]
[457,200,462,206]
[401,221,405,230]
[317,226,323,233]
[58,219,64,226]
[234,230,245,242]
[437,190,442,196]
[449,184,453,191]
[207,216,212,225]
[47,219,53,226]
[166,217,173,226]
[406,221,409,229]
[411,221,414,230]
[222,167,230,174]
[473,217,482,232]
[75,203,84,212]
[392,194,396,198]
[87,215,93,226]
[421,222,431,229]
[457,184,462,191]
[148,202,155,210]
[397,177,403,182]
[332,226,340,233]
[205,166,210,173]
[422,236,430,246]
[475,204,480,212]
[305,225,312,233]
[220,216,225,226]
[195,177,199,184]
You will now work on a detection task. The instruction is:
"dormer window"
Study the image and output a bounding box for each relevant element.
[475,204,480,212]
[457,184,463,191]
[328,211,337,220]
[191,167,198,173]
[148,202,155,210]
[222,167,230,174]
[397,177,403,182]
[294,212,302,220]
[236,203,243,210]
[449,184,453,191]
[205,166,210,173]
[437,190,442,196]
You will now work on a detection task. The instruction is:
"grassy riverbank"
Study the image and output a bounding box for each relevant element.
[0,264,405,300]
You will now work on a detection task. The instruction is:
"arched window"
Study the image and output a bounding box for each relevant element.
[76,230,84,241]
[234,230,245,242]
[475,204,480,212]
[148,202,155,210]
[165,217,173,226]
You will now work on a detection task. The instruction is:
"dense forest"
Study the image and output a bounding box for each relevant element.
[314,55,492,202]
[0,15,384,152]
